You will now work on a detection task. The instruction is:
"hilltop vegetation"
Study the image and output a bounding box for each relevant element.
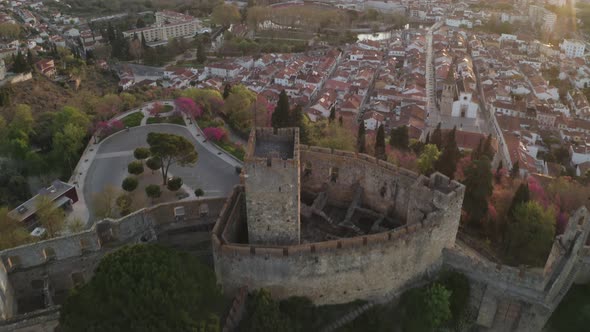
[56,0,221,17]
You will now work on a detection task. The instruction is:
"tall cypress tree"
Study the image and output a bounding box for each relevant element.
[13,51,27,73]
[431,122,442,149]
[471,138,483,161]
[338,115,343,127]
[26,49,34,68]
[223,84,231,99]
[508,183,530,220]
[389,125,409,150]
[271,90,290,128]
[357,124,366,153]
[511,161,520,178]
[329,106,336,123]
[196,39,206,64]
[495,160,503,183]
[482,134,494,160]
[435,127,461,179]
[463,157,493,225]
[375,124,386,160]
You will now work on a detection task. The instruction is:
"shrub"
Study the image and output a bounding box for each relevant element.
[122,177,138,192]
[194,188,204,198]
[127,161,144,175]
[167,177,183,191]
[146,157,162,171]
[203,127,226,141]
[134,147,150,160]
[116,194,133,216]
[145,184,161,199]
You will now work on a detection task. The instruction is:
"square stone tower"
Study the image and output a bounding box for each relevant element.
[243,128,300,245]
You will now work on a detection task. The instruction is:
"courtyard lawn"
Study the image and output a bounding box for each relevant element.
[121,112,144,127]
[146,115,185,125]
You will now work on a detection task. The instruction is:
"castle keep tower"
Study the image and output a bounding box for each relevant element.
[243,128,300,245]
[440,65,457,116]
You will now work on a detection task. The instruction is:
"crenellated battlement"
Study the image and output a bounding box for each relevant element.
[0,197,226,321]
[213,143,465,304]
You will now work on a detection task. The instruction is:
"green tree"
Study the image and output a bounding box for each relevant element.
[116,194,133,216]
[482,134,494,160]
[147,133,198,185]
[145,184,162,200]
[133,147,150,161]
[272,90,290,129]
[357,124,366,153]
[223,83,232,100]
[511,161,520,178]
[146,157,162,172]
[223,84,258,132]
[374,124,386,160]
[402,283,452,331]
[122,177,139,192]
[13,51,28,73]
[53,106,90,133]
[127,161,144,175]
[167,177,183,191]
[418,144,440,175]
[329,106,336,123]
[431,122,442,149]
[435,127,461,179]
[35,195,65,237]
[463,157,493,225]
[196,39,207,64]
[92,185,120,219]
[508,183,530,220]
[0,207,30,250]
[59,245,223,332]
[52,123,86,175]
[212,4,242,26]
[495,160,503,183]
[505,201,555,266]
[194,188,204,198]
[389,125,409,150]
[242,289,291,332]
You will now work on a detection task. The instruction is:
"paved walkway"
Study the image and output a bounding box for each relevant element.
[68,99,243,228]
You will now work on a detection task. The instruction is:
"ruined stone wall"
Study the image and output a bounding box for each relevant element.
[299,146,419,220]
[244,128,300,245]
[444,206,590,331]
[213,169,464,305]
[0,197,226,320]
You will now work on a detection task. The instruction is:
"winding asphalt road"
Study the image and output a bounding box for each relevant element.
[83,124,240,222]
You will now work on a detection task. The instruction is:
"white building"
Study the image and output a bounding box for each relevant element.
[560,39,586,58]
[123,10,200,44]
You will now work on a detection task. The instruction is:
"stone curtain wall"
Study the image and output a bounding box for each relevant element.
[213,152,464,305]
[0,197,226,320]
[444,207,590,331]
[299,146,420,220]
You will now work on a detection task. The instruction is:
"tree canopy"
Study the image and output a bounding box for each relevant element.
[463,157,493,225]
[212,4,242,26]
[147,133,198,184]
[505,201,555,266]
[418,144,440,175]
[60,244,223,332]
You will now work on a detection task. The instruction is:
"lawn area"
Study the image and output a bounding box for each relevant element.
[163,104,174,112]
[121,112,144,127]
[146,115,185,125]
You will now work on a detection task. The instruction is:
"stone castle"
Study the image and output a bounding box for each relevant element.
[0,127,589,331]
